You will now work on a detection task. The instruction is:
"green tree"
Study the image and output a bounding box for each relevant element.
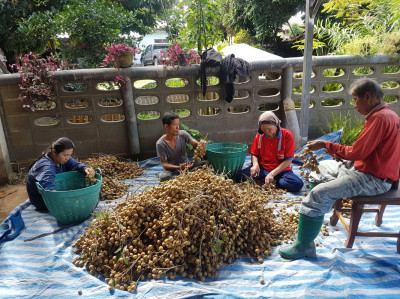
[14,10,62,55]
[230,0,304,46]
[0,0,68,64]
[119,0,176,33]
[322,0,373,25]
[0,0,173,67]
[158,1,186,43]
[312,0,400,56]
[56,0,141,68]
[175,0,225,51]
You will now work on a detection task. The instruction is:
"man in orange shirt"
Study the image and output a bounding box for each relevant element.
[280,78,400,260]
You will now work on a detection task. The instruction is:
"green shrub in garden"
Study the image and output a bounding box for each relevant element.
[325,112,365,145]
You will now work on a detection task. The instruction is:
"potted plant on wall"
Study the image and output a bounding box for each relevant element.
[160,43,200,69]
[101,43,140,68]
[13,52,66,111]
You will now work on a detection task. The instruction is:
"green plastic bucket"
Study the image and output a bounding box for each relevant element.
[36,168,102,225]
[206,143,248,178]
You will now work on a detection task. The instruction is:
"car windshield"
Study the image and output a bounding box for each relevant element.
[154,44,169,50]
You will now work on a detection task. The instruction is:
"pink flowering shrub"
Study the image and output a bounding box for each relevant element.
[114,75,127,91]
[101,43,140,68]
[188,49,200,64]
[160,43,200,69]
[13,52,67,111]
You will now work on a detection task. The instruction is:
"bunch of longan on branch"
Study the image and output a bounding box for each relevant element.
[193,140,210,162]
[295,148,323,181]
[193,145,207,161]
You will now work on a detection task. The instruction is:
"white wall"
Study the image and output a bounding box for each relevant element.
[133,29,168,65]
[138,30,168,49]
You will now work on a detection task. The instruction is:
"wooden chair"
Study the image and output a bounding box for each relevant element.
[330,172,400,253]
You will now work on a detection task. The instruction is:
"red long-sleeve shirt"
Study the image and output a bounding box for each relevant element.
[326,104,400,181]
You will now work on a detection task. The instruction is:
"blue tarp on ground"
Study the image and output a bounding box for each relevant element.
[1,130,400,298]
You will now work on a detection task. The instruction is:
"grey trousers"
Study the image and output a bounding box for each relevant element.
[300,161,392,217]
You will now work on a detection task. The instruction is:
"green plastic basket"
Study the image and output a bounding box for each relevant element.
[36,168,102,225]
[206,143,248,177]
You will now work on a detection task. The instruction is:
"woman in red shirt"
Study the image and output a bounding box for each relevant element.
[234,111,303,192]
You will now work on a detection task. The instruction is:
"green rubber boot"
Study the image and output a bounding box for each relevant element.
[279,214,324,260]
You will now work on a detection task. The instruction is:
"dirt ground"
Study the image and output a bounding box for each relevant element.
[0,183,27,222]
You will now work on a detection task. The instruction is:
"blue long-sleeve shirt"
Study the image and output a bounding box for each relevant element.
[26,154,88,211]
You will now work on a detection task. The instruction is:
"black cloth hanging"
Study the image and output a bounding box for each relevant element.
[220,54,251,103]
[200,48,222,96]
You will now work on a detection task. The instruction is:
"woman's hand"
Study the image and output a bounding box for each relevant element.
[85,167,95,177]
[250,164,260,177]
[265,173,275,186]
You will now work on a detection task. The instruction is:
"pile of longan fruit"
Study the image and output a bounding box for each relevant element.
[72,166,298,292]
[83,155,144,201]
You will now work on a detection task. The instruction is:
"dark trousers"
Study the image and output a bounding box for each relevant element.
[234,165,304,192]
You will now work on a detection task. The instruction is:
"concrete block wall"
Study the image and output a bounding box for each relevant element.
[0,77,129,162]
[293,62,400,137]
[0,54,399,166]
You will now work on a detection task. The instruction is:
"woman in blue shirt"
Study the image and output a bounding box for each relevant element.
[26,137,95,212]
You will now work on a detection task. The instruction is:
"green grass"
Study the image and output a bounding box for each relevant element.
[322,83,344,92]
[96,82,120,91]
[322,68,344,77]
[134,80,157,89]
[166,78,188,87]
[352,67,373,76]
[382,65,400,74]
[292,85,315,94]
[137,111,160,120]
[292,71,315,79]
[383,95,398,103]
[325,111,365,145]
[173,109,191,117]
[196,76,219,86]
[62,82,87,92]
[322,99,343,106]
[381,81,399,89]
